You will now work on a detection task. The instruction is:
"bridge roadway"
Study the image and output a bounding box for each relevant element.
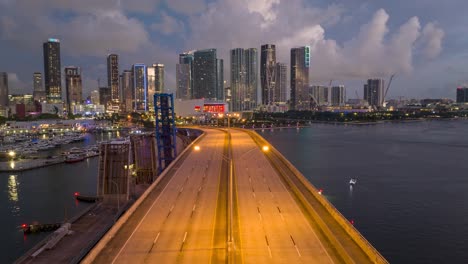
[87,128,385,263]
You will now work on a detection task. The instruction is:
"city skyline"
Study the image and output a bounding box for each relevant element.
[0,0,457,100]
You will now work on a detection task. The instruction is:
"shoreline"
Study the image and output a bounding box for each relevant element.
[0,154,99,172]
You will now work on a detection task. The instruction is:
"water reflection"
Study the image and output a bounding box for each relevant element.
[8,175,19,202]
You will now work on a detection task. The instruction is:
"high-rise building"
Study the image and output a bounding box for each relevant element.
[65,66,83,113]
[120,70,133,112]
[132,64,147,112]
[230,48,257,111]
[261,44,276,106]
[43,38,62,103]
[33,72,46,102]
[177,52,194,100]
[176,64,191,100]
[90,90,99,105]
[216,59,224,101]
[331,85,345,106]
[146,64,163,111]
[107,54,119,103]
[275,63,287,103]
[310,85,329,106]
[290,46,310,110]
[364,79,385,107]
[193,49,218,100]
[0,72,8,108]
[456,87,468,103]
[99,87,111,108]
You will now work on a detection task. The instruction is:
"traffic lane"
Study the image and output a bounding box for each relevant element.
[109,130,224,264]
[231,130,334,263]
[142,130,225,264]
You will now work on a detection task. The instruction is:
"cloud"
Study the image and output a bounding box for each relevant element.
[151,12,185,35]
[420,23,444,58]
[0,1,150,56]
[7,73,28,93]
[166,0,206,15]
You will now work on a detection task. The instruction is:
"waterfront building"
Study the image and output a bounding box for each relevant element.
[456,87,468,103]
[261,44,276,106]
[331,85,345,106]
[275,62,287,104]
[132,64,147,112]
[43,38,62,103]
[120,70,133,112]
[177,52,194,100]
[230,48,258,111]
[99,87,111,109]
[0,72,8,108]
[193,49,223,101]
[290,46,310,110]
[90,90,99,105]
[33,72,46,102]
[107,54,119,103]
[147,64,164,111]
[310,85,329,106]
[364,79,385,107]
[65,66,83,114]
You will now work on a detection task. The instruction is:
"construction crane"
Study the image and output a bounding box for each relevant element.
[355,90,359,99]
[384,74,395,101]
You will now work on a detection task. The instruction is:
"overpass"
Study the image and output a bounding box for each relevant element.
[83,128,388,264]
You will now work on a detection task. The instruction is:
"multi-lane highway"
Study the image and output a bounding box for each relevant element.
[92,129,226,263]
[231,129,335,263]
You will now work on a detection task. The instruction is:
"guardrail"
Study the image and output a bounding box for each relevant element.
[81,130,206,263]
[245,129,389,264]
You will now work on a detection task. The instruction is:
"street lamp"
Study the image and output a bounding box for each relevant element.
[8,150,16,159]
[194,145,201,151]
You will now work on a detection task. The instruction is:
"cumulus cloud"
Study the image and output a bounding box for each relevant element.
[151,12,185,35]
[420,22,444,58]
[188,1,444,82]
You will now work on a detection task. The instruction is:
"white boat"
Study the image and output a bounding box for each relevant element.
[349,178,357,185]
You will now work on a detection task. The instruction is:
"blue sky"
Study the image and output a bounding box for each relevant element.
[0,0,464,100]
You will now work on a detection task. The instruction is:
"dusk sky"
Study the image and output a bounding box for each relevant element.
[0,0,464,100]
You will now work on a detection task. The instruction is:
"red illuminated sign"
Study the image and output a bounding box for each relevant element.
[203,104,225,113]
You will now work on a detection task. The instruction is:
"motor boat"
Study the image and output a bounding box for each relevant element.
[349,178,357,185]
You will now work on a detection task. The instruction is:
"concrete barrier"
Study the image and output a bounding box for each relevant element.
[246,129,388,264]
[81,130,206,264]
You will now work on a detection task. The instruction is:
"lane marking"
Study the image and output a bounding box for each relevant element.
[147,232,160,253]
[265,235,272,258]
[295,245,302,257]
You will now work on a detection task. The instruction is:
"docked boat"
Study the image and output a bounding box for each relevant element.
[65,154,85,163]
[75,194,99,203]
[349,178,357,185]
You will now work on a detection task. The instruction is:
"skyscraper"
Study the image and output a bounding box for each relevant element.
[99,87,111,108]
[230,48,258,111]
[275,63,287,104]
[0,72,8,108]
[216,59,224,101]
[310,85,329,106]
[364,79,384,107]
[120,70,133,112]
[65,66,82,113]
[331,85,345,106]
[43,38,62,103]
[456,87,468,103]
[177,52,194,100]
[146,64,163,111]
[193,49,218,100]
[290,46,310,110]
[261,44,276,106]
[132,64,147,112]
[33,72,46,102]
[90,90,99,105]
[107,54,119,103]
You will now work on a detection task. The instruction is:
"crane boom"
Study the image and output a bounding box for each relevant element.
[384,74,395,100]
